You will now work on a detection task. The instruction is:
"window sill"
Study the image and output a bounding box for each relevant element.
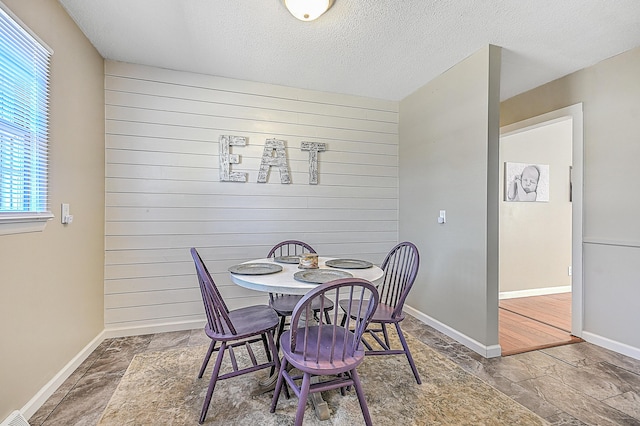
[0,212,54,235]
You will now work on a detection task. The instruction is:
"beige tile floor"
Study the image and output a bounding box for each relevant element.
[29,316,640,425]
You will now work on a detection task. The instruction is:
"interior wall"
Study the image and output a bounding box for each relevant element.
[0,0,105,419]
[501,45,640,355]
[399,45,502,355]
[499,119,573,294]
[104,61,399,331]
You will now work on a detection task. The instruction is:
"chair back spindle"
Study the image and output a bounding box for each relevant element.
[289,278,378,367]
[192,248,238,335]
[377,241,420,318]
[267,240,316,305]
[267,239,316,258]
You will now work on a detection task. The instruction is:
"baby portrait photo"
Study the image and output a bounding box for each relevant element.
[504,162,550,202]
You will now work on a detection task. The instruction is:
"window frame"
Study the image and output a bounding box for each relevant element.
[0,2,54,235]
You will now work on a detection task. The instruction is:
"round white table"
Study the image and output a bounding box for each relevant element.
[229,256,383,420]
[230,257,384,295]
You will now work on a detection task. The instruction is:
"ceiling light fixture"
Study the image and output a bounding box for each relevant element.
[284,0,334,21]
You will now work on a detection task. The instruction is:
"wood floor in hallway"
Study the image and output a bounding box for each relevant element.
[499,292,582,356]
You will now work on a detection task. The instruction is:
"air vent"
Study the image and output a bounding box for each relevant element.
[0,411,29,426]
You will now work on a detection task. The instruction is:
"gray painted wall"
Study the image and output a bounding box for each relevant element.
[399,45,502,353]
[501,45,640,354]
[0,0,105,420]
[104,61,399,330]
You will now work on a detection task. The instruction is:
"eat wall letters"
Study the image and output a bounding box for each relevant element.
[218,135,247,182]
[218,135,326,185]
[258,138,290,184]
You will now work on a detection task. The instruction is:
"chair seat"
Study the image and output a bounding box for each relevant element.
[280,326,365,375]
[270,294,335,316]
[205,305,279,340]
[339,299,405,323]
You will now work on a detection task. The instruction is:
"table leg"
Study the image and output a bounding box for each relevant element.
[253,366,330,419]
[310,378,330,420]
[252,370,278,395]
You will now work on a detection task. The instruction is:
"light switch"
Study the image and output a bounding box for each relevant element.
[61,203,73,224]
[438,210,446,224]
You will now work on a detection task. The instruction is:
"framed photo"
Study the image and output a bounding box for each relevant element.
[504,162,549,202]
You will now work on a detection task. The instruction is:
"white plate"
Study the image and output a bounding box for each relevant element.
[293,269,353,284]
[228,263,283,275]
[325,259,373,269]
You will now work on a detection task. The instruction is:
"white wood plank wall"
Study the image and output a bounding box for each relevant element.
[104,61,399,330]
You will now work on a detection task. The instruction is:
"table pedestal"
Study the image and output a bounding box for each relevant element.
[252,366,330,420]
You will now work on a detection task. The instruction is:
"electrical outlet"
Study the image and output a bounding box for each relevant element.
[568,266,572,276]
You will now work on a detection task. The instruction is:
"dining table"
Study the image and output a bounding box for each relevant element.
[228,255,384,420]
[229,256,384,295]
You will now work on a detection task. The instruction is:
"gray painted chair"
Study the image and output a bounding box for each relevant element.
[270,278,379,426]
[267,240,333,349]
[190,248,280,424]
[340,241,422,384]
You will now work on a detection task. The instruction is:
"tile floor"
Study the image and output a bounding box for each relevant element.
[29,316,640,425]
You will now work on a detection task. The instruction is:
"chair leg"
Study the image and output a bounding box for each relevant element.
[200,341,227,424]
[266,330,280,376]
[270,358,288,413]
[338,372,352,395]
[270,316,287,377]
[198,340,217,379]
[350,368,373,426]
[395,323,421,384]
[294,373,312,426]
[323,309,331,325]
[275,315,287,351]
[261,333,271,362]
[382,323,390,347]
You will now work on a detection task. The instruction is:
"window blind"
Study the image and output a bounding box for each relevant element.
[0,5,51,214]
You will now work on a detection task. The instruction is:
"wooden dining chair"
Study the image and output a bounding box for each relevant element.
[190,248,280,424]
[339,241,422,384]
[267,240,333,349]
[270,278,379,426]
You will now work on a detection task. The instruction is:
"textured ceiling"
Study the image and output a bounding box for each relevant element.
[57,0,640,101]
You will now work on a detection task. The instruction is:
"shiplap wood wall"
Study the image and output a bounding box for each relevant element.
[104,61,399,330]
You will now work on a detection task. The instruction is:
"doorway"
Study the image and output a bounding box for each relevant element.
[498,104,584,355]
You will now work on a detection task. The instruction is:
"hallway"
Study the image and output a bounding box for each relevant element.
[499,293,582,356]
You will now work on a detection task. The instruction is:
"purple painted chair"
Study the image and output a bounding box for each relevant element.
[270,278,379,426]
[190,248,280,424]
[340,241,422,384]
[267,240,334,348]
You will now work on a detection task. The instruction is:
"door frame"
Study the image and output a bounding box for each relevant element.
[499,103,584,336]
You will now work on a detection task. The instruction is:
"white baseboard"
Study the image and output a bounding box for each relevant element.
[21,330,107,420]
[404,304,502,358]
[404,304,640,362]
[21,319,206,420]
[103,319,206,339]
[582,331,640,361]
[499,285,571,300]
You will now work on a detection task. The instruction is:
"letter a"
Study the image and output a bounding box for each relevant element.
[257,138,291,184]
